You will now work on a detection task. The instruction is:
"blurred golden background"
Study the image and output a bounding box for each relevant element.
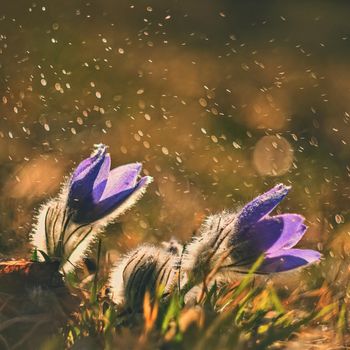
[1,0,350,265]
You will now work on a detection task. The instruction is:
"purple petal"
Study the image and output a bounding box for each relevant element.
[91,154,111,202]
[236,184,290,229]
[231,214,305,263]
[272,215,307,251]
[68,145,107,206]
[100,163,142,201]
[71,155,98,181]
[71,144,107,183]
[89,175,152,221]
[259,249,321,273]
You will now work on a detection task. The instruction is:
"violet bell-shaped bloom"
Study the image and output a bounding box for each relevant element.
[68,144,152,223]
[180,184,320,288]
[228,184,321,273]
[31,144,152,272]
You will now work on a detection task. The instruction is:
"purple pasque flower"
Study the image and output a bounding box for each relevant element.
[229,184,321,273]
[31,143,152,272]
[68,144,152,223]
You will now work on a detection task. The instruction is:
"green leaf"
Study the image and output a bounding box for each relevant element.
[162,294,180,333]
[337,302,347,335]
[30,247,39,262]
[268,285,285,314]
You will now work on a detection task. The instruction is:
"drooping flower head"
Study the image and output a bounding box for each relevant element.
[182,184,321,286]
[229,184,321,273]
[110,244,178,310]
[32,144,152,272]
[67,143,152,223]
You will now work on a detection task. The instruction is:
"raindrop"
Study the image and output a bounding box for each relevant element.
[199,98,207,107]
[253,135,294,176]
[335,214,344,224]
[211,135,218,143]
[232,141,241,149]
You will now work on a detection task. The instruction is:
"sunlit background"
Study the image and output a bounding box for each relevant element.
[1,0,350,271]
